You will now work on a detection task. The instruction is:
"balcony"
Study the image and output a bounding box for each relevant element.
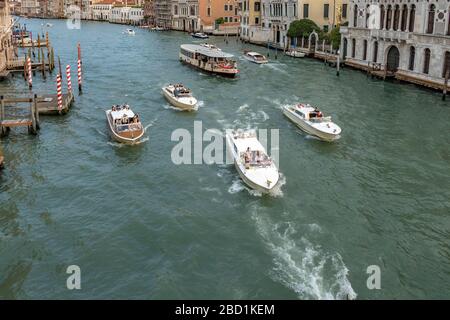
[370,29,412,42]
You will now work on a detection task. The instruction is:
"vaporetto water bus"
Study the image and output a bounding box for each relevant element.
[179,44,239,77]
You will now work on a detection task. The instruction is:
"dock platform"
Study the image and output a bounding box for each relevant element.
[37,92,74,115]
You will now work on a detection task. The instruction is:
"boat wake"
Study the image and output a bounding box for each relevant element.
[251,207,357,300]
[227,175,285,198]
[263,63,289,74]
[144,118,158,132]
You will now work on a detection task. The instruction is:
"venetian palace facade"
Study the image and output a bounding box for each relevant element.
[341,0,450,89]
[1,0,14,77]
[241,1,349,47]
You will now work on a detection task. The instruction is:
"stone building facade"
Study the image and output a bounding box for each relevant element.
[171,0,199,32]
[1,0,14,77]
[341,0,450,89]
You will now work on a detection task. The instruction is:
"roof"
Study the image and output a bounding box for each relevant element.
[180,44,234,58]
[111,109,135,120]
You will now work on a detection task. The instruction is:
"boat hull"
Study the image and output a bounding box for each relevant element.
[244,56,268,64]
[162,88,197,111]
[105,111,145,145]
[179,55,238,78]
[282,107,340,142]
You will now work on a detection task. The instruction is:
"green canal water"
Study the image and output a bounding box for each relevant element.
[0,19,449,299]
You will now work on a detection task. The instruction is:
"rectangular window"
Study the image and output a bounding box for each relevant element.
[229,5,233,11]
[303,4,309,18]
[324,4,329,18]
[342,4,347,18]
[224,5,228,11]
[255,2,260,12]
[255,17,259,24]
[207,7,210,16]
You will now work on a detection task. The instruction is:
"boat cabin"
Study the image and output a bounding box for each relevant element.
[180,44,237,70]
[293,104,324,121]
[110,105,141,132]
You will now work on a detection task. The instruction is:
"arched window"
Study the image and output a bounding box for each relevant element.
[442,51,450,78]
[352,38,356,58]
[423,48,431,74]
[386,5,392,30]
[363,40,367,60]
[447,9,450,35]
[353,5,358,27]
[365,5,370,28]
[373,41,378,62]
[427,5,435,34]
[408,46,415,71]
[401,5,408,31]
[409,5,415,32]
[393,5,400,31]
[380,5,385,29]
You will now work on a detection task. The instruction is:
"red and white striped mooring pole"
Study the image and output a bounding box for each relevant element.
[77,59,82,94]
[56,74,63,113]
[66,65,72,93]
[27,57,32,89]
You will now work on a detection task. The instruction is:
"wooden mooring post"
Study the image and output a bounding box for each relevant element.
[336,55,340,76]
[443,70,449,100]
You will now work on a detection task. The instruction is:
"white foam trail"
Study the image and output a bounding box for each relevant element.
[228,178,246,194]
[259,110,270,121]
[197,100,205,108]
[237,104,249,112]
[251,209,357,300]
[263,63,288,74]
[144,117,158,132]
[268,173,286,198]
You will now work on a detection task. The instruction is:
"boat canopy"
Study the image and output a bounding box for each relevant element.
[232,135,266,153]
[181,44,234,58]
[111,109,135,120]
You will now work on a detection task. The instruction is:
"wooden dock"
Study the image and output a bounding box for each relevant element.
[37,91,74,115]
[0,95,40,136]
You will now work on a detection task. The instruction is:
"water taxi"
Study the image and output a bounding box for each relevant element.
[243,51,268,64]
[191,32,209,39]
[226,130,280,192]
[105,104,144,144]
[285,49,305,58]
[124,28,135,35]
[162,84,198,111]
[179,44,239,77]
[282,103,342,141]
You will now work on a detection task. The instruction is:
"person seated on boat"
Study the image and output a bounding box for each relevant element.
[256,151,262,164]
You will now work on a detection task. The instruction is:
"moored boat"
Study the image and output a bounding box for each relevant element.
[105,104,144,144]
[191,32,209,39]
[282,103,342,141]
[162,83,198,111]
[285,49,305,58]
[226,130,280,192]
[243,51,268,64]
[179,44,239,77]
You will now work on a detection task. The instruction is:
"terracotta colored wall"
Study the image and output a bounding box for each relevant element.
[199,0,240,28]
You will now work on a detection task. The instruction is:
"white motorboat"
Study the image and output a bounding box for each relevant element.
[285,49,305,58]
[124,28,135,35]
[151,26,166,31]
[46,23,53,27]
[105,104,144,144]
[282,103,342,141]
[226,130,280,192]
[243,51,268,64]
[162,84,198,111]
[192,32,209,39]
